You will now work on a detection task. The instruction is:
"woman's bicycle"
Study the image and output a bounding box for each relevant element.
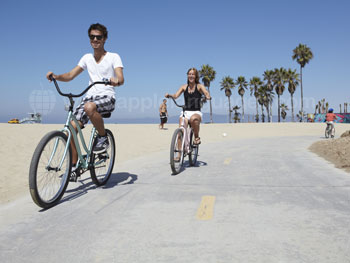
[29,77,116,209]
[325,122,335,138]
[168,96,200,175]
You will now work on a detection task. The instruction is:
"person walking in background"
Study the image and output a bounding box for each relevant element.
[159,99,168,129]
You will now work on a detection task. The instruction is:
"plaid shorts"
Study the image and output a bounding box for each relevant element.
[74,95,115,126]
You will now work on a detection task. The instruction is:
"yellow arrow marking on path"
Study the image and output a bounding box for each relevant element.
[196,196,216,220]
[223,157,232,165]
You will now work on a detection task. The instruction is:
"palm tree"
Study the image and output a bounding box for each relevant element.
[236,76,248,122]
[292,44,314,121]
[220,76,235,123]
[199,64,216,123]
[286,68,299,122]
[249,76,263,122]
[263,70,274,122]
[257,85,274,122]
[273,67,287,122]
[257,86,267,122]
[280,103,289,121]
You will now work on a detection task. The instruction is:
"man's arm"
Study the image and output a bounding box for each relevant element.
[46,66,83,82]
[110,67,124,87]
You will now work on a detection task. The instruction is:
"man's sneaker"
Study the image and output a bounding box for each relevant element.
[70,166,81,182]
[93,135,109,153]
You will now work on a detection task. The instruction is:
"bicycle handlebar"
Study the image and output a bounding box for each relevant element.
[50,75,111,98]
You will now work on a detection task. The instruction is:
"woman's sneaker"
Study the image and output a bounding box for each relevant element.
[93,135,109,153]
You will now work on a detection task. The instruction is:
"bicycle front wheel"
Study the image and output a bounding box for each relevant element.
[170,128,184,174]
[29,131,72,209]
[90,129,115,186]
[188,130,199,166]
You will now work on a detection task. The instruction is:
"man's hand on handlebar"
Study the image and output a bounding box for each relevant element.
[110,77,120,86]
[165,93,172,99]
[46,72,56,82]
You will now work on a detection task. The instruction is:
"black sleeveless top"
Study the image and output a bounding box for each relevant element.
[184,85,202,111]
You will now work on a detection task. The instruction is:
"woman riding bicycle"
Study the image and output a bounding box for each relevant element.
[165,67,211,145]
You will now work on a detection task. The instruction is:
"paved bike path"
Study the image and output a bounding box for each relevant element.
[1,136,349,262]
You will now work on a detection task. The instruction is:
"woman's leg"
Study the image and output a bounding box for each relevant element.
[190,114,202,144]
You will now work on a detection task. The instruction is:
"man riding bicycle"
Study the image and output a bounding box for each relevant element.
[165,67,211,145]
[325,108,336,138]
[46,23,124,175]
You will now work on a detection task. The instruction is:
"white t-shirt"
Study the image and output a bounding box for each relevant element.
[78,52,123,97]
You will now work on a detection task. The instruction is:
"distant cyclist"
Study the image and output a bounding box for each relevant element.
[325,108,336,138]
[165,67,211,145]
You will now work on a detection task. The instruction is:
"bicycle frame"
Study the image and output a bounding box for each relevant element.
[169,96,194,155]
[47,77,110,172]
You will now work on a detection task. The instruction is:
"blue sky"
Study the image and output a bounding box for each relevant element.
[1,0,349,123]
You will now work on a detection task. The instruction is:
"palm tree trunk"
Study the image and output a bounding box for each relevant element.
[255,98,259,123]
[278,95,281,122]
[241,96,244,122]
[291,93,295,122]
[228,96,231,123]
[266,104,270,122]
[261,104,265,122]
[300,66,303,121]
[270,102,273,122]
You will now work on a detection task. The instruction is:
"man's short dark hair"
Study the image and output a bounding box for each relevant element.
[88,23,108,39]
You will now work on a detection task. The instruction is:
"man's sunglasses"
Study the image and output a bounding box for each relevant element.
[89,34,104,40]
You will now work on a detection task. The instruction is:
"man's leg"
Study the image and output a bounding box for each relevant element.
[84,102,105,136]
[84,102,111,153]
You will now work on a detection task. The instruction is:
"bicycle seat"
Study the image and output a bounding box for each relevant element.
[101,113,111,118]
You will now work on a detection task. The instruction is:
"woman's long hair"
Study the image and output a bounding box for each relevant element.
[187,68,200,84]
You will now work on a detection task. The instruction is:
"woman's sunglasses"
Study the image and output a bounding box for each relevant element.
[89,34,104,40]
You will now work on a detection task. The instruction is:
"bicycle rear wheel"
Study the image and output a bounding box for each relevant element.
[188,130,199,166]
[29,131,72,209]
[90,129,115,186]
[325,126,330,138]
[170,128,184,174]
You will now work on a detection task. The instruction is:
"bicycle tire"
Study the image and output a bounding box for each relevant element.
[188,130,199,166]
[90,129,115,186]
[29,131,72,209]
[325,128,329,138]
[170,128,184,174]
[325,125,330,138]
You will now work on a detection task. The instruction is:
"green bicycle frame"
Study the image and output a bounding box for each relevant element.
[48,110,97,172]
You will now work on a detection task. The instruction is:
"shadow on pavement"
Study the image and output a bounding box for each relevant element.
[50,172,138,210]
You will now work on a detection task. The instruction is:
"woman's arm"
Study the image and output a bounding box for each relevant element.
[198,84,211,100]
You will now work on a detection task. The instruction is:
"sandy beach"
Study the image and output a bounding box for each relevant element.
[1,122,349,205]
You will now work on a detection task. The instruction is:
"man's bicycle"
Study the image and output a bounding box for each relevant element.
[29,77,116,209]
[325,122,335,138]
[168,96,200,175]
